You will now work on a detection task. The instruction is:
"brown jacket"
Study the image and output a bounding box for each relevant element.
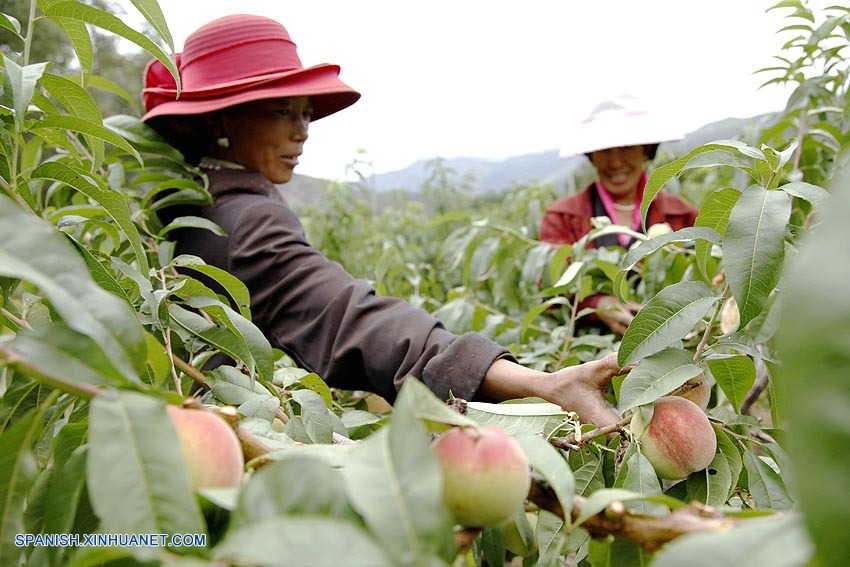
[168,169,510,402]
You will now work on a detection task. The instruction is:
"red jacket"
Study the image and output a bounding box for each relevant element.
[540,184,698,246]
[540,183,698,313]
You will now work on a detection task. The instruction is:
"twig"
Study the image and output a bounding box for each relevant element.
[549,415,632,450]
[0,307,32,331]
[171,354,208,389]
[556,292,582,368]
[740,354,770,415]
[694,284,728,364]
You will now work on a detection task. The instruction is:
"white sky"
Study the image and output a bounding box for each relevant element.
[139,1,809,180]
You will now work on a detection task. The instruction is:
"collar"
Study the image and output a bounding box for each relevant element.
[204,168,279,199]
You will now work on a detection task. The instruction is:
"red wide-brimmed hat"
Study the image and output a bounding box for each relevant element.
[142,14,360,122]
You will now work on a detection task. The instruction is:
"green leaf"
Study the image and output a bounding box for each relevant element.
[77,76,142,114]
[0,13,22,38]
[43,1,179,92]
[742,452,792,510]
[1,55,48,129]
[168,304,260,380]
[160,216,227,237]
[214,517,394,567]
[714,426,743,491]
[64,237,128,301]
[32,115,143,167]
[466,400,566,435]
[0,410,41,565]
[686,450,732,507]
[39,73,104,168]
[127,0,174,48]
[171,255,251,318]
[649,513,812,567]
[291,389,333,444]
[87,391,206,536]
[641,141,750,228]
[613,447,665,516]
[618,348,702,413]
[38,0,94,80]
[515,432,575,524]
[694,187,741,279]
[548,243,574,284]
[706,356,756,414]
[42,427,88,566]
[396,376,478,432]
[11,324,133,389]
[776,161,850,567]
[207,366,279,422]
[723,186,790,328]
[229,458,359,526]
[618,281,719,367]
[619,227,721,273]
[188,295,273,379]
[343,379,455,565]
[31,162,149,274]
[572,452,605,496]
[0,195,146,381]
[779,181,830,209]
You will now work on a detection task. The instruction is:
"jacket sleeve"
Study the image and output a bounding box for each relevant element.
[540,208,579,245]
[225,198,511,403]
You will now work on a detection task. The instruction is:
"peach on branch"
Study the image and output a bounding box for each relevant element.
[431,425,531,528]
[166,405,245,489]
[674,374,711,411]
[630,396,716,480]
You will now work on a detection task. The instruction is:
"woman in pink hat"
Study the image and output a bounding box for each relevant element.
[144,14,625,429]
[540,96,698,336]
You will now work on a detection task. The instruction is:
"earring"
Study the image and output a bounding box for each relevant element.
[217,137,230,149]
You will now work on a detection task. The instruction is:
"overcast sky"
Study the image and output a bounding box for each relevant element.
[143,1,810,180]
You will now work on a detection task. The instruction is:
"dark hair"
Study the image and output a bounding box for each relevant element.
[146,114,218,165]
[585,143,660,162]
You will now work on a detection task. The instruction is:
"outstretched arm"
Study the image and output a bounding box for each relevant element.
[478,353,623,428]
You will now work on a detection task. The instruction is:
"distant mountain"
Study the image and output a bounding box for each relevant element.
[367,114,769,195]
[279,113,771,209]
[370,151,586,195]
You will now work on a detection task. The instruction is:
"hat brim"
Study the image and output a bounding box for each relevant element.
[559,113,684,159]
[142,64,360,123]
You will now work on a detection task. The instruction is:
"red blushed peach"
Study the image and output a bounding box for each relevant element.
[431,426,531,528]
[166,406,245,489]
[630,396,716,480]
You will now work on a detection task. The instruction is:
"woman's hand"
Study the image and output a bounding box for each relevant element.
[542,352,623,429]
[479,353,626,429]
[595,295,641,336]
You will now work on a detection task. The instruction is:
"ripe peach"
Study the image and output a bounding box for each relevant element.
[630,396,716,480]
[675,374,711,411]
[166,406,244,489]
[431,426,531,528]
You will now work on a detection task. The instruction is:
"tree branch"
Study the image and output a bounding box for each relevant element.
[740,354,770,415]
[527,473,742,552]
[549,415,632,450]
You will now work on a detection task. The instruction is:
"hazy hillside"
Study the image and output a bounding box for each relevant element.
[278,113,769,209]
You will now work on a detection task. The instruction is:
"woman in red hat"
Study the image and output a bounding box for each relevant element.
[143,14,625,429]
[540,96,698,336]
